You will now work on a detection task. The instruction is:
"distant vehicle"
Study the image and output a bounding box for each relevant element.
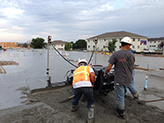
[143,49,149,53]
[143,49,155,53]
[130,49,136,53]
[3,48,6,51]
[0,45,7,51]
[0,45,3,50]
[149,49,155,52]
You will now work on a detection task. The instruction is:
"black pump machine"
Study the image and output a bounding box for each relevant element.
[66,65,114,96]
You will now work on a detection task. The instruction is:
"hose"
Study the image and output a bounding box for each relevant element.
[50,42,95,68]
[88,46,96,65]
[50,43,78,68]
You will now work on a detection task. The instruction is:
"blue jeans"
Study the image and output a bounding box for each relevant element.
[72,87,94,109]
[127,69,137,94]
[115,84,127,110]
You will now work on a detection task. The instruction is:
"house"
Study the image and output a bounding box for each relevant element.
[0,42,18,48]
[148,37,164,50]
[48,40,66,50]
[86,31,148,52]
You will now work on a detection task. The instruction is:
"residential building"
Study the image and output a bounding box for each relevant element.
[86,31,148,52]
[0,42,18,48]
[48,40,66,50]
[148,37,164,50]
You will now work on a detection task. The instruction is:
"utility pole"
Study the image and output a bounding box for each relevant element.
[94,38,98,65]
[46,36,52,87]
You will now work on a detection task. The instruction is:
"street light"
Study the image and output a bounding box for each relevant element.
[48,36,52,43]
[94,38,98,65]
[47,35,52,87]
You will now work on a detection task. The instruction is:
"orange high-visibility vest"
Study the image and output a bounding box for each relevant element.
[72,66,91,85]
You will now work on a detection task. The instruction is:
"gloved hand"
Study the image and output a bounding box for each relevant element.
[103,73,109,79]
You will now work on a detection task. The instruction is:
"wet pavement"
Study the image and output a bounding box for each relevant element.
[0,49,164,110]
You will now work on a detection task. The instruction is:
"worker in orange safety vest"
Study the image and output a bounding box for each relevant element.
[71,59,96,123]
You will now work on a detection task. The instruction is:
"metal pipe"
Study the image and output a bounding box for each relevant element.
[94,38,98,65]
[47,36,52,87]
[144,64,149,90]
[95,43,97,65]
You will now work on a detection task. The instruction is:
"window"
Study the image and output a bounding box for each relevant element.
[93,46,95,48]
[133,38,135,41]
[138,45,140,48]
[104,39,106,41]
[61,44,63,46]
[138,38,140,41]
[103,46,105,48]
[119,46,121,48]
[88,46,90,48]
[133,46,135,48]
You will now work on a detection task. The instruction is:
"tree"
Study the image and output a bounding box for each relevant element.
[65,42,73,51]
[108,38,118,53]
[23,43,28,48]
[70,41,74,49]
[158,42,164,49]
[30,37,46,49]
[74,39,87,50]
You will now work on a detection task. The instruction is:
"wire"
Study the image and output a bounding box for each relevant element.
[88,46,96,65]
[50,42,95,68]
[50,43,78,68]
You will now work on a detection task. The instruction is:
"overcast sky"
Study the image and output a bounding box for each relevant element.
[0,0,164,43]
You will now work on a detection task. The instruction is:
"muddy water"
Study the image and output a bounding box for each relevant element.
[0,49,164,110]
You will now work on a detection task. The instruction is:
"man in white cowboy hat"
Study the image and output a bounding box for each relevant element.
[71,58,96,123]
[104,37,135,119]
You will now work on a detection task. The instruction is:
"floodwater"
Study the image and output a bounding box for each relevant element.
[0,49,164,110]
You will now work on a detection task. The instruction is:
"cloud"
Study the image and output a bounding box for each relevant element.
[0,7,24,19]
[0,0,164,42]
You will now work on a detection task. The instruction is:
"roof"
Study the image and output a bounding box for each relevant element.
[87,31,147,40]
[148,37,164,41]
[51,40,66,45]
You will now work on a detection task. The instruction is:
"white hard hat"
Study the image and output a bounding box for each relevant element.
[77,59,88,66]
[121,37,132,45]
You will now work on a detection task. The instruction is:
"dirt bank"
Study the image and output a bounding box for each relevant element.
[0,61,19,66]
[0,61,19,74]
[143,54,164,57]
[0,85,164,123]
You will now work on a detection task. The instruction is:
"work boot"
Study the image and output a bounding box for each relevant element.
[71,105,78,112]
[86,105,95,123]
[116,108,125,119]
[133,92,139,99]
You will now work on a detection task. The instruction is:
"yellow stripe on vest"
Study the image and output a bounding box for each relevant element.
[72,66,90,85]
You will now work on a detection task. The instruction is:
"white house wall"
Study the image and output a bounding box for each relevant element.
[131,38,148,52]
[87,38,114,51]
[87,37,148,52]
[48,44,65,50]
[148,40,163,50]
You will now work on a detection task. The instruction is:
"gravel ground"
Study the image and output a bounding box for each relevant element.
[0,85,164,123]
[0,60,164,123]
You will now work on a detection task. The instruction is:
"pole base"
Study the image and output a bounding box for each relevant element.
[47,76,52,88]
